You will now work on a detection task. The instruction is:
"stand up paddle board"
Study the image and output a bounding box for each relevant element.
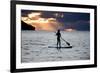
[48,46,73,48]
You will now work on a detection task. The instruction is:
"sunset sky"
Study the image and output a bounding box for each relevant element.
[21,10,90,31]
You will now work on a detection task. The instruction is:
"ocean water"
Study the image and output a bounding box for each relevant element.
[21,31,90,63]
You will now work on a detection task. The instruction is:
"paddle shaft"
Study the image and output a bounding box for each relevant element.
[61,37,70,46]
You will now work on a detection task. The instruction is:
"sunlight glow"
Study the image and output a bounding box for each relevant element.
[22,12,63,31]
[64,29,76,32]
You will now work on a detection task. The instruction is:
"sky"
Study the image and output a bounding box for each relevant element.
[21,10,90,31]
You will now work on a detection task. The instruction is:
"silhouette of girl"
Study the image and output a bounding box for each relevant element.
[56,29,61,51]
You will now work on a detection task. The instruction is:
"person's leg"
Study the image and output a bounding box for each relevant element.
[59,40,61,48]
[58,40,61,51]
[57,40,59,49]
[57,39,61,51]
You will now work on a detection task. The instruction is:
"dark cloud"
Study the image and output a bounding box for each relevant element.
[64,21,90,31]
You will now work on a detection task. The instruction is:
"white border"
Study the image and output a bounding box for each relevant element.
[16,4,95,69]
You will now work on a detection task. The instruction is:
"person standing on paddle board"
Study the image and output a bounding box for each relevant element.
[56,29,61,50]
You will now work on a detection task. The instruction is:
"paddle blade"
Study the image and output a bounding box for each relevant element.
[66,42,70,46]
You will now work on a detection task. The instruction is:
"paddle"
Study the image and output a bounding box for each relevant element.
[61,37,70,46]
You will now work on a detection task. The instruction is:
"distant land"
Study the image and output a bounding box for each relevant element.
[21,21,35,30]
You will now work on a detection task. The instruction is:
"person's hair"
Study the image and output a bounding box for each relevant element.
[58,29,60,32]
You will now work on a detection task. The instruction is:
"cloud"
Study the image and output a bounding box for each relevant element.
[28,12,41,20]
[22,12,62,31]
